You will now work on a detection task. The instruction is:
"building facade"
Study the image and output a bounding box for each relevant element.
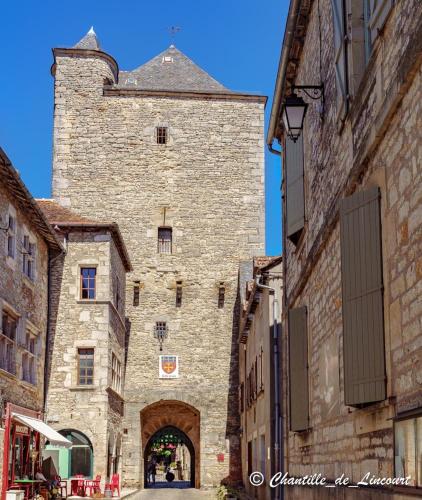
[49,29,266,488]
[267,0,422,499]
[0,149,66,499]
[239,257,283,500]
[38,200,131,484]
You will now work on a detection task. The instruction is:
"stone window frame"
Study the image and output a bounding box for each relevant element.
[21,225,37,282]
[0,301,20,376]
[157,227,172,254]
[111,352,122,394]
[20,320,40,385]
[79,265,98,301]
[5,204,17,263]
[156,126,168,145]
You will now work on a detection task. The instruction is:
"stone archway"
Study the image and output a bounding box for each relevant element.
[140,400,200,488]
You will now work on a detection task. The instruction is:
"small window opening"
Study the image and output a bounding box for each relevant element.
[176,281,183,308]
[133,282,140,306]
[218,285,225,309]
[158,227,172,254]
[156,127,168,145]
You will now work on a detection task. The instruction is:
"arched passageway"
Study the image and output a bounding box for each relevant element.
[144,426,195,488]
[140,400,200,489]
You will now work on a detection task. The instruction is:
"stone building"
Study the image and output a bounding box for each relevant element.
[267,0,421,499]
[48,28,266,488]
[0,148,67,499]
[238,257,283,500]
[37,200,131,483]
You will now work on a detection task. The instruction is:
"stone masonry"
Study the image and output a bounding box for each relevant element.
[50,35,266,488]
[268,0,422,498]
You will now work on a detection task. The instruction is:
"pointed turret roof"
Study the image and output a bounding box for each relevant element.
[118,45,229,93]
[73,27,101,50]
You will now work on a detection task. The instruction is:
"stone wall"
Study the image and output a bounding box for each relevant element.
[45,230,126,479]
[51,49,265,488]
[0,183,49,413]
[279,0,422,498]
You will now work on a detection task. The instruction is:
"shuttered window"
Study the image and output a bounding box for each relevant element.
[285,135,305,245]
[288,306,309,432]
[331,0,349,123]
[340,186,386,406]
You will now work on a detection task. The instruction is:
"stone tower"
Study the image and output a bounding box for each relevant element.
[50,28,265,488]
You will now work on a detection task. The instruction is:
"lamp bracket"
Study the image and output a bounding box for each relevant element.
[292,85,324,101]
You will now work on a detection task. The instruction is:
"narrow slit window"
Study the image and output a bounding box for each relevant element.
[158,227,172,254]
[81,267,96,300]
[176,281,182,308]
[156,127,168,145]
[133,282,140,306]
[7,214,16,258]
[218,285,225,309]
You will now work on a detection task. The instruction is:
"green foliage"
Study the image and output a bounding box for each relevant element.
[215,485,240,499]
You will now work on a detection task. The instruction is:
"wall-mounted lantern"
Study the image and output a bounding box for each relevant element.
[282,85,324,142]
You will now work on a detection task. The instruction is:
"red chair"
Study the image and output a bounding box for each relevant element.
[104,474,120,497]
[85,475,101,496]
[55,475,68,498]
[71,476,86,496]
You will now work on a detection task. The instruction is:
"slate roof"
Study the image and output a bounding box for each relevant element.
[118,45,229,93]
[73,27,101,50]
[36,199,132,271]
[0,150,63,252]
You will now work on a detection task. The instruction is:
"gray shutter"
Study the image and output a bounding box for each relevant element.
[331,0,349,122]
[288,306,309,431]
[285,136,305,241]
[340,186,386,406]
[368,0,393,43]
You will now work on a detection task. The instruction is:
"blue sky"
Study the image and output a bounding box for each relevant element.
[0,0,286,255]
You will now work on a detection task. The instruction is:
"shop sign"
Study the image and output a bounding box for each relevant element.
[15,424,30,435]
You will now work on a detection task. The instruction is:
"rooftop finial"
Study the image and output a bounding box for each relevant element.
[88,26,96,35]
[168,26,181,46]
[73,27,101,50]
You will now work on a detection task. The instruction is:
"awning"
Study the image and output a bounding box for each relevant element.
[12,413,72,448]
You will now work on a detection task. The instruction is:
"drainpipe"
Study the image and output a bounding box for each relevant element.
[255,275,283,500]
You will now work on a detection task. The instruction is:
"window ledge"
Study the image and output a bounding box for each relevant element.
[0,368,17,381]
[69,385,98,391]
[5,256,16,270]
[20,379,38,391]
[22,275,36,289]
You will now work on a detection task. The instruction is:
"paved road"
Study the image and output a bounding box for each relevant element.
[132,487,215,499]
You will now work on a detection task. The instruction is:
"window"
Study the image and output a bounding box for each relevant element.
[260,434,266,477]
[0,311,17,374]
[22,235,36,280]
[158,227,172,254]
[133,282,140,306]
[80,268,96,300]
[239,382,244,413]
[258,346,264,393]
[111,353,122,393]
[218,285,225,309]
[22,332,36,384]
[114,275,120,311]
[176,281,182,308]
[395,415,422,487]
[78,348,94,385]
[156,127,168,145]
[7,214,16,258]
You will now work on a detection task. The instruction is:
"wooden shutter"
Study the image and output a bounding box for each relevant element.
[285,136,305,243]
[368,0,393,44]
[331,0,349,123]
[288,306,309,431]
[340,186,386,406]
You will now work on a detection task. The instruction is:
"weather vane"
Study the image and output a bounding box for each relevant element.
[168,26,181,43]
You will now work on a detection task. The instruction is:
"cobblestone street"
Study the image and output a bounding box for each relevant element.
[132,487,215,499]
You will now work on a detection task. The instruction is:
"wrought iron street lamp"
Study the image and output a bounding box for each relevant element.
[281,85,324,142]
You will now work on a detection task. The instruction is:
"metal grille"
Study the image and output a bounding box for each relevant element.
[158,227,172,254]
[218,286,225,308]
[176,282,182,307]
